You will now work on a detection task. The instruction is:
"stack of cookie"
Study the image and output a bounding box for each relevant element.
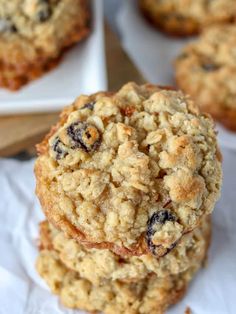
[0,0,89,90]
[35,83,222,314]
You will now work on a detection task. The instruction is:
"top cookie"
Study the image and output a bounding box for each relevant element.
[35,82,222,258]
[175,25,236,131]
[139,0,236,36]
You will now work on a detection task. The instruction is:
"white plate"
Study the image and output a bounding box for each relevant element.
[217,124,236,151]
[117,0,236,151]
[0,0,107,115]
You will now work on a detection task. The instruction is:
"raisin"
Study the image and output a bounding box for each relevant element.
[67,122,101,152]
[81,101,95,110]
[52,137,68,160]
[146,210,176,256]
[202,62,220,72]
[148,210,176,228]
[0,19,17,33]
[10,24,17,33]
[37,1,52,23]
[37,9,51,22]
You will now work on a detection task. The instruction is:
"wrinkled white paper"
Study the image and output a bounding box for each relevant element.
[0,0,107,115]
[0,150,235,314]
[117,0,236,151]
[0,158,85,314]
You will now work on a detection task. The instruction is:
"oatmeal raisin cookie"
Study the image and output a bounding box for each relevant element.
[139,0,236,36]
[0,0,89,90]
[35,82,222,257]
[175,25,236,131]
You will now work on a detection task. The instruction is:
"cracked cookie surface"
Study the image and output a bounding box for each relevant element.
[0,0,89,90]
[139,0,236,36]
[35,82,222,257]
[39,217,210,285]
[175,25,236,131]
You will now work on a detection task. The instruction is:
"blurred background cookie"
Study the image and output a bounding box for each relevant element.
[0,0,90,90]
[139,0,236,36]
[175,24,236,131]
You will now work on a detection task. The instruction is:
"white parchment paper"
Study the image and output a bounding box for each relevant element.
[0,158,86,314]
[117,0,236,151]
[0,0,107,115]
[0,150,235,314]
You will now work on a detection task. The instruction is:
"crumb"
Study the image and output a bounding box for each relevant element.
[185,306,192,314]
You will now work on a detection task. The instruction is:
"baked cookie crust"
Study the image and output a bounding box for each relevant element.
[175,25,236,131]
[35,82,222,258]
[139,0,236,36]
[0,0,90,90]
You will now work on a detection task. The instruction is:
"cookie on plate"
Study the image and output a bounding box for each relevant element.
[35,82,222,258]
[175,25,236,131]
[139,0,236,36]
[0,0,90,90]
[36,248,204,314]
[39,216,211,285]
